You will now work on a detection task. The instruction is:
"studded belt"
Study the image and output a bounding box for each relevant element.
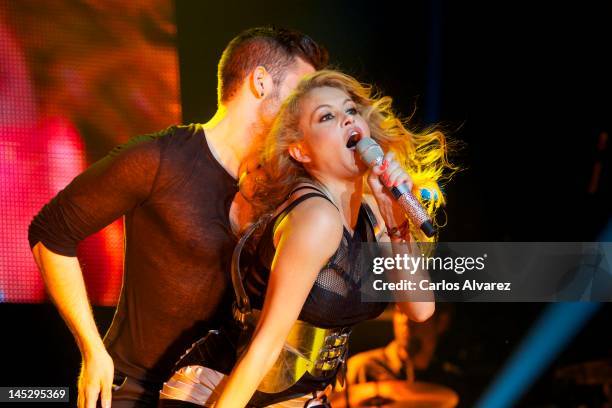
[238,308,351,394]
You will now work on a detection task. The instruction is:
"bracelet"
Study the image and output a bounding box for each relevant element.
[385,219,409,240]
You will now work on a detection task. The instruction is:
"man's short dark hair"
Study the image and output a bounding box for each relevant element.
[217,27,328,103]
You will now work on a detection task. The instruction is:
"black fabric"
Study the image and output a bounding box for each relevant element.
[245,188,388,328]
[158,400,202,408]
[102,371,160,407]
[164,188,387,407]
[285,186,340,210]
[173,324,240,375]
[28,124,238,387]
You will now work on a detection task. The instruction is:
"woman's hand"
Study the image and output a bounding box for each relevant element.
[366,151,413,236]
[366,154,434,320]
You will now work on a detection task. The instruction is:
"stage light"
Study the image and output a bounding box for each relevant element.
[475,302,601,408]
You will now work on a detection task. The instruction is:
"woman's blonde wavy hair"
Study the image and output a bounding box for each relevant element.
[248,70,456,241]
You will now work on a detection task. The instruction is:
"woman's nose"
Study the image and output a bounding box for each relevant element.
[343,113,354,127]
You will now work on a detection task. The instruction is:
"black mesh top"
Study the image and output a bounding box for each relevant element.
[244,186,388,329]
[28,124,238,385]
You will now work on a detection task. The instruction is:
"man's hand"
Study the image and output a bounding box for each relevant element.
[31,243,113,407]
[78,345,114,408]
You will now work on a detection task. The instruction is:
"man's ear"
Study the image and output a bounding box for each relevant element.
[289,143,311,163]
[250,66,271,99]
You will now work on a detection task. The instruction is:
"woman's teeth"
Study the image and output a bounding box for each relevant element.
[346,131,360,149]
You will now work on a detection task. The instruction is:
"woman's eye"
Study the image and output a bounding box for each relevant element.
[346,107,358,115]
[320,113,334,122]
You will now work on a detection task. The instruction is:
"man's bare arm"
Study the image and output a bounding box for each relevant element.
[32,242,113,408]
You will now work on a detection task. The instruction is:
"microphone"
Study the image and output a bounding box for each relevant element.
[356,138,437,238]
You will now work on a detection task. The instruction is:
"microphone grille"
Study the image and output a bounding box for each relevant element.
[356,138,384,168]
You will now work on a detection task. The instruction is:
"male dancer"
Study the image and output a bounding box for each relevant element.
[28,27,327,408]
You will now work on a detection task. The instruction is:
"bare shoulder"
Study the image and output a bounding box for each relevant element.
[288,195,341,226]
[274,195,343,256]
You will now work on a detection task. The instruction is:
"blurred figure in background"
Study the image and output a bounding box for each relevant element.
[347,304,455,384]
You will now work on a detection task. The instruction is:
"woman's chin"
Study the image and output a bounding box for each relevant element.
[346,166,367,181]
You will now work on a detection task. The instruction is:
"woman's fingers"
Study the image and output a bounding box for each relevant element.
[379,154,413,189]
[371,151,413,192]
[371,153,391,176]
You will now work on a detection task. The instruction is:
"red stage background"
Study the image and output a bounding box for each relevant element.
[0,0,180,304]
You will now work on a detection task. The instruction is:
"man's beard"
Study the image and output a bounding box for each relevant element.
[254,90,281,140]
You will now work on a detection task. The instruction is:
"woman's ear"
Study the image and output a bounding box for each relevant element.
[289,143,311,163]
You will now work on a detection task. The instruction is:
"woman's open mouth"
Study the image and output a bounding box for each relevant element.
[346,129,362,149]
